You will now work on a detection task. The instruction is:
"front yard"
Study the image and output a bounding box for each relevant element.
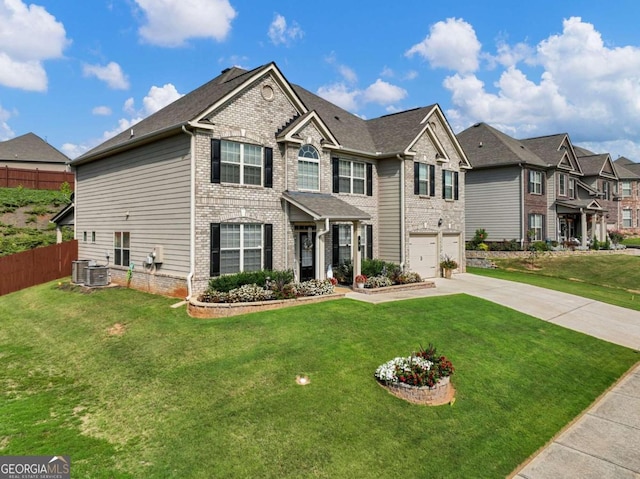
[0,282,637,478]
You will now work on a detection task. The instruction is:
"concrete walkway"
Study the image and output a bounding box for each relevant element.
[347,274,640,478]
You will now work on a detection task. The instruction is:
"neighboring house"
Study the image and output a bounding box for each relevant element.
[458,123,610,248]
[614,157,640,235]
[0,133,70,172]
[70,62,471,297]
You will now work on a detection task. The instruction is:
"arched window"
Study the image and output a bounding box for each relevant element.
[297,144,320,191]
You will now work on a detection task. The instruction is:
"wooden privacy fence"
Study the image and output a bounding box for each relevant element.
[0,166,74,191]
[0,240,78,296]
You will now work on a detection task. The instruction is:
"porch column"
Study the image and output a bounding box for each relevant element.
[315,220,326,280]
[600,214,606,241]
[591,214,597,242]
[580,209,587,248]
[56,226,62,244]
[352,220,362,287]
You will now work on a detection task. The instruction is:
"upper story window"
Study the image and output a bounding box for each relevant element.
[442,170,459,200]
[528,170,544,195]
[558,173,567,196]
[602,180,610,201]
[414,163,435,196]
[332,158,373,196]
[622,180,632,198]
[114,232,130,267]
[568,177,575,199]
[297,144,320,191]
[211,139,273,188]
[622,209,632,228]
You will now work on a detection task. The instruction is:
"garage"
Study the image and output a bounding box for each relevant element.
[408,234,438,278]
[442,233,462,272]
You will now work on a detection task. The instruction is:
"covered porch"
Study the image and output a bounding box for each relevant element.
[282,191,370,286]
[556,199,607,248]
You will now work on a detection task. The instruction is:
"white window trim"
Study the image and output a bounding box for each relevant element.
[337,224,352,265]
[529,170,543,195]
[339,159,366,195]
[297,145,320,191]
[221,140,263,186]
[559,173,567,196]
[622,209,633,228]
[220,224,263,274]
[529,214,544,241]
[622,180,632,198]
[444,170,454,200]
[418,163,430,196]
[114,231,130,267]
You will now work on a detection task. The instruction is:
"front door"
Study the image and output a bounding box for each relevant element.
[299,231,315,281]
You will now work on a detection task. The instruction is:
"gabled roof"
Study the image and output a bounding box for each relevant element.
[73,61,469,167]
[576,153,618,179]
[456,122,547,169]
[0,133,69,164]
[520,133,583,175]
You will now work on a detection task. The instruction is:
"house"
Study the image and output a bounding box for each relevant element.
[458,123,611,248]
[0,133,69,172]
[70,62,471,297]
[614,157,640,235]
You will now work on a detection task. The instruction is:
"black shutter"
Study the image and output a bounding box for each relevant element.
[413,162,420,195]
[527,170,532,193]
[264,147,273,188]
[211,139,221,183]
[210,223,220,277]
[332,158,339,193]
[332,224,340,265]
[442,170,446,199]
[454,171,459,200]
[366,163,373,196]
[366,224,373,260]
[540,172,545,195]
[429,165,435,197]
[263,224,273,270]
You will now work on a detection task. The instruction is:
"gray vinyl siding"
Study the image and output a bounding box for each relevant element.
[75,134,191,276]
[377,159,401,262]
[547,173,557,240]
[465,166,522,241]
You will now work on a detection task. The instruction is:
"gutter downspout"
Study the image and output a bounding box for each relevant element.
[316,217,330,279]
[182,125,196,300]
[397,154,406,270]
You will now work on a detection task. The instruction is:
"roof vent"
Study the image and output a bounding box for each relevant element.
[479,141,483,147]
[334,115,340,121]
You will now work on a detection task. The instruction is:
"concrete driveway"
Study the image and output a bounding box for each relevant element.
[347,273,640,478]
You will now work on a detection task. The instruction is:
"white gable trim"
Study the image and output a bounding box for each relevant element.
[279,111,340,148]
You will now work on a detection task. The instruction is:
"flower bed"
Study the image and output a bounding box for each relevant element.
[374,345,455,406]
[353,280,435,295]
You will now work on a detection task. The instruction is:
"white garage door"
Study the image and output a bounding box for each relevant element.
[442,234,461,272]
[409,234,438,278]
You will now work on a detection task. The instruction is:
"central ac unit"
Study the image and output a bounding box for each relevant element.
[71,260,90,284]
[85,266,109,287]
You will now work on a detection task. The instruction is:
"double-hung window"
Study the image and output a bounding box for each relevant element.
[114,232,130,266]
[339,160,365,194]
[337,224,351,265]
[528,170,544,195]
[211,139,273,187]
[414,163,435,196]
[297,144,320,191]
[568,178,575,199]
[332,158,372,195]
[602,180,610,201]
[442,170,459,200]
[623,209,632,228]
[558,173,567,196]
[528,214,544,241]
[622,181,632,198]
[210,223,273,277]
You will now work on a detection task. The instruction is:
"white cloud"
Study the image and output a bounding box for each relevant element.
[362,79,407,105]
[338,65,357,84]
[380,66,394,78]
[92,106,112,116]
[406,18,481,73]
[268,13,303,46]
[60,143,88,159]
[135,0,236,47]
[437,16,640,160]
[0,0,69,91]
[317,83,360,112]
[0,104,14,140]
[83,62,130,90]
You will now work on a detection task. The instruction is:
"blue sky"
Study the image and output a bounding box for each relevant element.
[2,0,640,161]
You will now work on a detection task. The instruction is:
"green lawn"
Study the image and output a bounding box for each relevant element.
[469,253,640,311]
[622,237,640,246]
[1,282,638,478]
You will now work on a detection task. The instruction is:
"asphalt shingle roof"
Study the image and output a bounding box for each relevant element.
[576,154,613,177]
[0,132,69,164]
[457,122,547,168]
[520,134,571,166]
[282,191,370,221]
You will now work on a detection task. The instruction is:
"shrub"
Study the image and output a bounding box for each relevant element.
[487,239,520,251]
[334,260,353,285]
[394,271,422,284]
[477,242,489,251]
[374,344,455,388]
[365,275,393,288]
[207,269,293,292]
[609,230,625,245]
[362,258,399,278]
[296,279,334,297]
[531,241,549,252]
